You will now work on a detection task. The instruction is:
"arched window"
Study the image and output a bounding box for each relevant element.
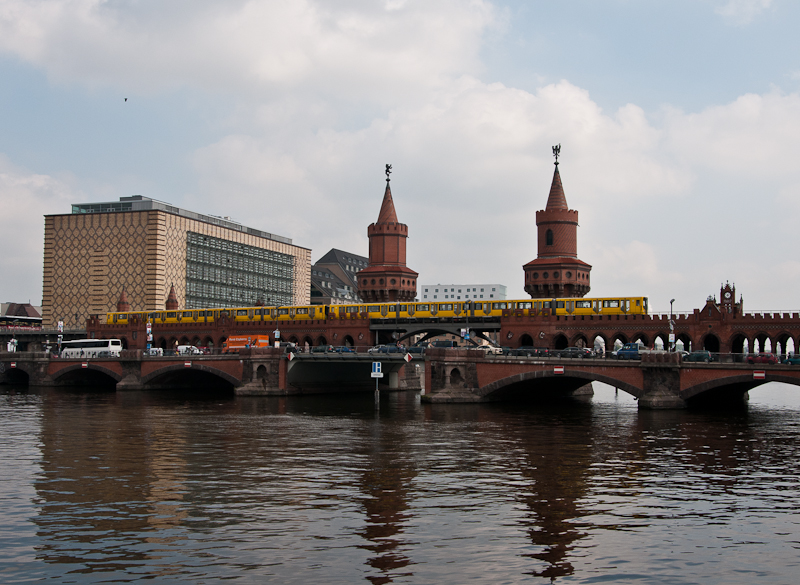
[546,229,553,246]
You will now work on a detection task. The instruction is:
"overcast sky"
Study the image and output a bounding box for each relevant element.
[2,0,799,313]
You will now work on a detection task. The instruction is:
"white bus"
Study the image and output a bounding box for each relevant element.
[60,339,123,359]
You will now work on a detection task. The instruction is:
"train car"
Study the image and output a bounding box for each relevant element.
[106,296,648,325]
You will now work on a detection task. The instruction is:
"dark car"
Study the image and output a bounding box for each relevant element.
[311,345,334,353]
[407,344,427,355]
[557,347,593,358]
[510,346,548,357]
[746,352,778,365]
[684,350,714,363]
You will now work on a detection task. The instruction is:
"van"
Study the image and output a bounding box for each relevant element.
[177,345,202,355]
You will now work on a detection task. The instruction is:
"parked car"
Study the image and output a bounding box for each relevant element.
[430,340,459,348]
[332,346,354,353]
[177,345,202,355]
[557,347,594,359]
[783,354,800,365]
[143,347,163,356]
[746,352,778,364]
[615,343,643,360]
[311,345,334,353]
[368,344,405,354]
[683,350,714,363]
[509,346,548,357]
[481,345,504,355]
[407,344,427,355]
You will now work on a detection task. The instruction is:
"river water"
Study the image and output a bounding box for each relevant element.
[1,383,799,584]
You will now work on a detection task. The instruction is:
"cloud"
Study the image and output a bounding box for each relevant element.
[0,0,496,104]
[715,0,773,25]
[0,157,80,305]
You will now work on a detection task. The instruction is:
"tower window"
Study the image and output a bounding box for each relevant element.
[546,229,553,246]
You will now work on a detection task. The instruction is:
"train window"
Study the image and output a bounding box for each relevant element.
[296,308,309,314]
[519,302,532,309]
[543,302,551,308]
[556,302,565,308]
[636,300,640,306]
[441,304,453,311]
[576,301,591,308]
[418,304,429,311]
[368,306,380,312]
[399,305,407,311]
[237,310,248,316]
[388,305,396,312]
[497,303,507,309]
[278,308,289,315]
[603,300,620,308]
[183,311,193,318]
[346,306,359,313]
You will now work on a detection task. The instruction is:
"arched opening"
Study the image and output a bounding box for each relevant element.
[571,334,589,348]
[158,337,167,350]
[592,335,607,356]
[632,334,649,348]
[788,338,797,355]
[203,337,215,350]
[519,333,534,347]
[450,368,463,386]
[653,334,667,350]
[2,368,29,385]
[316,336,328,347]
[179,336,190,345]
[553,334,568,350]
[302,336,313,352]
[703,334,720,353]
[343,335,355,348]
[219,337,228,351]
[192,336,202,347]
[775,334,791,357]
[676,334,692,352]
[611,334,628,353]
[730,334,747,354]
[120,337,129,350]
[256,365,267,381]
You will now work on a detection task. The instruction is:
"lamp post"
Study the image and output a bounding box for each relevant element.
[669,299,676,352]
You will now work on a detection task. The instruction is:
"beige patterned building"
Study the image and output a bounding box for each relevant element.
[42,196,311,328]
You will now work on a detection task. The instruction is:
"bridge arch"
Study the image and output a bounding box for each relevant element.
[680,374,800,404]
[477,370,642,402]
[50,363,122,387]
[1,363,30,385]
[141,363,239,391]
[592,334,608,355]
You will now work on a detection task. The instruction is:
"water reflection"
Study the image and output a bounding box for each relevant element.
[0,385,798,583]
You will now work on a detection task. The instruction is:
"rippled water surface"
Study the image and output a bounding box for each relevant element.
[1,384,800,584]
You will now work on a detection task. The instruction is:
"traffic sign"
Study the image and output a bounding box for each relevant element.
[371,362,384,378]
[753,371,766,380]
[554,366,564,374]
[404,353,412,363]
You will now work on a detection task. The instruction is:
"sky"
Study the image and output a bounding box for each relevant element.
[2,0,800,314]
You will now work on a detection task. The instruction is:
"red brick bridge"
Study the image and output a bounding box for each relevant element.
[0,349,420,396]
[422,348,800,408]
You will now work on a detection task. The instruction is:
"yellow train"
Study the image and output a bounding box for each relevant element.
[106,296,648,325]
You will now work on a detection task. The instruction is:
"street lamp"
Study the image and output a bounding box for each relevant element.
[669,299,676,352]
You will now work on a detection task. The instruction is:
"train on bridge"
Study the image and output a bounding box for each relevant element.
[105,296,649,325]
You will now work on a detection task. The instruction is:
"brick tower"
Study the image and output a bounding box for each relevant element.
[357,165,418,302]
[523,146,591,298]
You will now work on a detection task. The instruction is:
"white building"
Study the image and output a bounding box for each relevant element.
[420,283,507,302]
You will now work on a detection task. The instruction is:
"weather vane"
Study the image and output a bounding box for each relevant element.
[552,144,561,165]
[385,164,392,182]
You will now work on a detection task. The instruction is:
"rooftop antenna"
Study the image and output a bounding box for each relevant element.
[552,144,561,166]
[385,163,392,183]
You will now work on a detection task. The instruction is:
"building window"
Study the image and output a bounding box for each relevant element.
[492,288,496,291]
[490,294,494,298]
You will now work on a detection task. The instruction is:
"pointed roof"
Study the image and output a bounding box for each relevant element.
[165,284,179,310]
[116,290,130,312]
[544,165,568,211]
[376,183,399,224]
